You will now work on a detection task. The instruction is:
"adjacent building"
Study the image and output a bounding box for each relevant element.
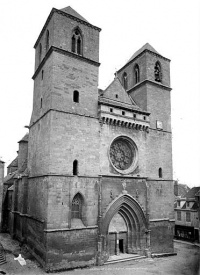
[1,6,175,271]
[174,187,200,242]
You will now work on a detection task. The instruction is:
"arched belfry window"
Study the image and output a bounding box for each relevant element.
[73,90,79,103]
[71,28,83,55]
[122,72,128,90]
[159,167,163,178]
[134,64,140,84]
[154,61,162,82]
[73,160,78,175]
[71,193,83,219]
[39,43,42,64]
[46,30,49,52]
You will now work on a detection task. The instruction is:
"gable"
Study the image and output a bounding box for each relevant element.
[102,77,138,107]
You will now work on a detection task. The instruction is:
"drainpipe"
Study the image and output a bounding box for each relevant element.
[97,176,102,265]
[145,179,151,257]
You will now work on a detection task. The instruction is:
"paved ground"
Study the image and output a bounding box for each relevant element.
[0,233,199,275]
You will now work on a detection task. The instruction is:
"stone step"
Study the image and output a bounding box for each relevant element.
[104,255,146,265]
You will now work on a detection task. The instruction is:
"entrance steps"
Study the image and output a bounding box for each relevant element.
[104,253,146,265]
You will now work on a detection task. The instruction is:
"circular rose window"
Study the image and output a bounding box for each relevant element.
[109,136,138,174]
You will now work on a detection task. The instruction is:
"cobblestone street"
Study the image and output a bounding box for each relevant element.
[0,234,199,275]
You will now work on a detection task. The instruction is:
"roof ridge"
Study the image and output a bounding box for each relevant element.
[60,6,89,23]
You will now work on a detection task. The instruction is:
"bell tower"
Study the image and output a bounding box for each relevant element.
[27,7,102,270]
[116,43,173,180]
[29,6,101,176]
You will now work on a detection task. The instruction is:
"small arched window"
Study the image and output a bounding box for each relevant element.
[134,64,140,84]
[122,72,128,90]
[73,160,78,175]
[71,193,83,219]
[159,167,162,178]
[71,28,83,55]
[46,30,49,52]
[40,98,43,108]
[39,43,42,64]
[154,61,162,82]
[73,90,79,103]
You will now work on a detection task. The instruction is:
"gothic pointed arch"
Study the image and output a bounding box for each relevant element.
[46,30,50,52]
[154,61,162,82]
[102,194,147,235]
[71,192,84,219]
[134,64,140,84]
[122,72,128,90]
[71,27,83,55]
[101,194,148,256]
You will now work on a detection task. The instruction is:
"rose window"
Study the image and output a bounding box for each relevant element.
[109,137,138,174]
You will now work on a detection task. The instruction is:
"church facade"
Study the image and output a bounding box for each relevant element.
[2,6,175,271]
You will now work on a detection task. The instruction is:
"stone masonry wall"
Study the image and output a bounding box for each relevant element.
[100,123,147,177]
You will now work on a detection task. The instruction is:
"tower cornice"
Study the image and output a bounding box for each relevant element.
[127,79,172,93]
[34,8,101,49]
[32,46,101,80]
[117,49,171,74]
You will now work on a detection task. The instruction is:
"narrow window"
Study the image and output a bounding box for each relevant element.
[122,72,128,90]
[42,70,44,80]
[39,43,42,64]
[110,108,113,112]
[186,212,191,222]
[71,28,83,55]
[115,94,118,99]
[73,160,78,175]
[122,111,125,116]
[177,211,181,221]
[40,98,43,108]
[71,193,83,219]
[46,30,49,52]
[71,35,76,53]
[73,90,79,103]
[143,116,146,120]
[159,167,162,178]
[134,64,140,84]
[154,61,162,82]
[186,202,189,207]
[177,201,180,207]
[77,37,81,55]
[133,114,136,119]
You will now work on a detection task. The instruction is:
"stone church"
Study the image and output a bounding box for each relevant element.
[1,6,175,272]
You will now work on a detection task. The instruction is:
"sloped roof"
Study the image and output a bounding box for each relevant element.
[18,133,29,143]
[3,171,17,184]
[101,77,141,110]
[191,202,198,210]
[182,202,186,209]
[60,6,89,22]
[178,184,190,198]
[195,190,200,196]
[7,157,18,168]
[126,43,160,64]
[186,187,200,199]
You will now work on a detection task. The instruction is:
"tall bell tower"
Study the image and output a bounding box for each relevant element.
[27,7,102,271]
[117,43,173,180]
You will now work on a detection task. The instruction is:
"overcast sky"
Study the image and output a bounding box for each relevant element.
[0,0,200,187]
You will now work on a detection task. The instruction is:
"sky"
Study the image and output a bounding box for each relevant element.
[0,0,200,187]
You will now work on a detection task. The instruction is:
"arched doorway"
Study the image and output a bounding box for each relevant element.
[101,194,148,259]
[108,213,128,255]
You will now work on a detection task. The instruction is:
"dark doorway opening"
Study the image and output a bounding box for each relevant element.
[119,239,124,253]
